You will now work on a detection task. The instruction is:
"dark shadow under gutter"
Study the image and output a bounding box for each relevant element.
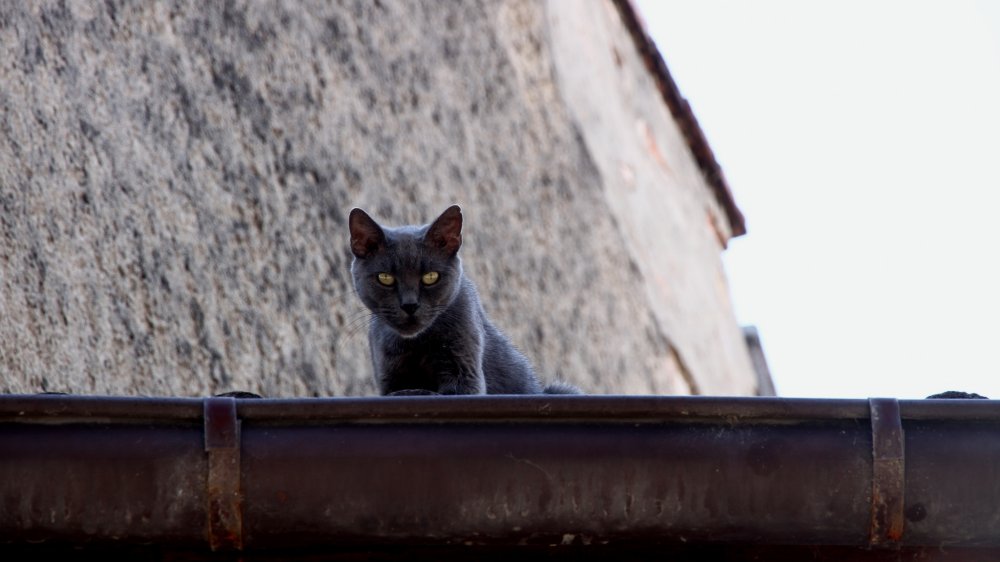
[1,395,998,560]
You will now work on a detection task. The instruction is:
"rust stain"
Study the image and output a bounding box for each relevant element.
[869,398,905,547]
[637,119,671,173]
[706,208,728,250]
[204,397,244,551]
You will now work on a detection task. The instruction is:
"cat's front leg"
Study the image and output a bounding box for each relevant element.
[433,337,486,395]
[433,346,486,395]
[437,370,486,395]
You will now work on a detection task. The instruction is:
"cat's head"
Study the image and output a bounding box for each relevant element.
[349,205,464,338]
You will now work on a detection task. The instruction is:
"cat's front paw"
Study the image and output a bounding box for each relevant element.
[386,389,441,396]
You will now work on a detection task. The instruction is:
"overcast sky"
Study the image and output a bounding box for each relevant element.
[635,1,1000,398]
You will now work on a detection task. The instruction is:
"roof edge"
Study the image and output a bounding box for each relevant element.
[612,0,747,238]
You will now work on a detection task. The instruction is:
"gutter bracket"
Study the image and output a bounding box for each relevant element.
[868,397,905,547]
[204,397,244,551]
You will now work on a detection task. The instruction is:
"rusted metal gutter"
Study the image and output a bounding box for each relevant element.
[1,395,998,559]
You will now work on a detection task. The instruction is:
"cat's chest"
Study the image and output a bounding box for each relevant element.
[381,336,465,380]
[389,336,457,363]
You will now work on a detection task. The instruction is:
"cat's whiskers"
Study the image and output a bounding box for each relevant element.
[335,308,377,347]
[430,303,463,331]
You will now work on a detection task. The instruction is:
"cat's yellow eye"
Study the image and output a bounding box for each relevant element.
[421,271,440,285]
[377,272,395,286]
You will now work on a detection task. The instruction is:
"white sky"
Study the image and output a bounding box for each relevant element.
[635,1,1000,398]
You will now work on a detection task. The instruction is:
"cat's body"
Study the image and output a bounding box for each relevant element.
[349,205,579,396]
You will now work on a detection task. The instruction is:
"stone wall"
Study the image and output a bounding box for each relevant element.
[0,0,756,396]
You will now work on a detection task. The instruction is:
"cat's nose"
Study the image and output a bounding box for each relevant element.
[401,302,420,316]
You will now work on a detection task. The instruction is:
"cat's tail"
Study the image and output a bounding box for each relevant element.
[543,381,583,395]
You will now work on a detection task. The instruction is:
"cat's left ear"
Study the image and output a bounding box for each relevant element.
[349,208,386,258]
[426,205,463,256]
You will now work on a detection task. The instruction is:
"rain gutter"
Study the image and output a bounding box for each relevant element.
[1,394,998,560]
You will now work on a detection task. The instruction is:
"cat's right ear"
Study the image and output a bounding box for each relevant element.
[349,208,386,258]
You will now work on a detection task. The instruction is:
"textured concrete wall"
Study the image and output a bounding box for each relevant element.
[0,0,754,396]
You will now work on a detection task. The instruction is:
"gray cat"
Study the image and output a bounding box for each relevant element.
[349,205,580,396]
